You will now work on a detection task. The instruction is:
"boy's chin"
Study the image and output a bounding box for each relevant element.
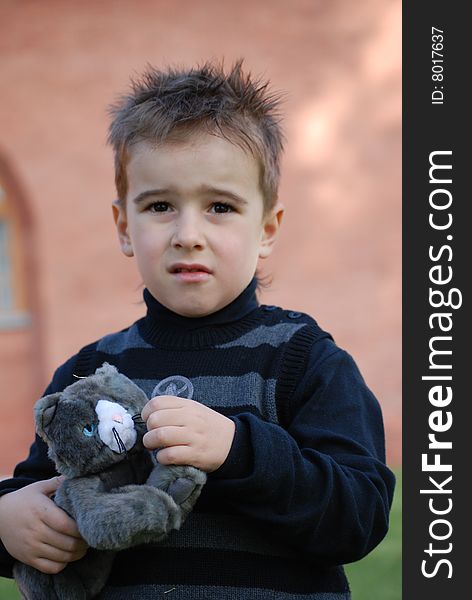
[153,294,219,318]
[170,302,221,318]
[161,296,230,318]
[149,281,250,318]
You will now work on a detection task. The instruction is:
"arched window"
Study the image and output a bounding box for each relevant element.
[0,171,31,329]
[0,154,43,474]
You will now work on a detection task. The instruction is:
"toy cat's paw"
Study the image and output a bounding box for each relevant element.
[146,464,206,516]
[167,476,197,504]
[78,485,181,550]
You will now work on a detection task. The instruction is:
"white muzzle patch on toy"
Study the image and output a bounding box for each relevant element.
[95,399,137,453]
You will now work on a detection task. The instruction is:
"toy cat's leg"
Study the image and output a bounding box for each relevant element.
[13,561,55,600]
[146,464,207,518]
[13,550,115,600]
[57,549,115,599]
[56,476,183,550]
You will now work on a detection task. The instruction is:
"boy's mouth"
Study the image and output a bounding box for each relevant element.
[169,263,212,282]
[169,263,212,274]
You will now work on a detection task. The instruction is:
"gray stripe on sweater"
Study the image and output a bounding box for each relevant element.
[216,322,306,349]
[134,374,277,422]
[98,586,350,600]
[97,322,305,354]
[97,325,153,353]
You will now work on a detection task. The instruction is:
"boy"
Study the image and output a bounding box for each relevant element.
[0,61,395,599]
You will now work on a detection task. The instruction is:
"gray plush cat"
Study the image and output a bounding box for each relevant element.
[13,363,206,600]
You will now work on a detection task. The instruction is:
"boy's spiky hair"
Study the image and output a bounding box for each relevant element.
[107,60,284,212]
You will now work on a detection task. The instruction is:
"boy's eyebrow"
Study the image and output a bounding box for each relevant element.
[132,189,170,205]
[196,185,248,205]
[132,186,248,206]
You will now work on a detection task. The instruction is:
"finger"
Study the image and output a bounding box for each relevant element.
[33,558,68,575]
[146,408,190,430]
[37,541,87,564]
[143,426,190,450]
[156,445,195,466]
[142,396,187,421]
[40,505,83,540]
[41,526,88,554]
[68,544,89,562]
[35,476,64,497]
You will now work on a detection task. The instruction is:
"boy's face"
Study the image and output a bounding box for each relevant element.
[113,133,283,317]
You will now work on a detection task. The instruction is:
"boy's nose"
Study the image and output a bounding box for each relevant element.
[171,213,205,250]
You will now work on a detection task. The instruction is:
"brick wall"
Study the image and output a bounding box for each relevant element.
[0,0,401,473]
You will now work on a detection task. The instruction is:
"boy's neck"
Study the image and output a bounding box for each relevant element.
[143,278,259,330]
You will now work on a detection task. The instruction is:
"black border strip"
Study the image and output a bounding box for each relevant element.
[403,2,468,597]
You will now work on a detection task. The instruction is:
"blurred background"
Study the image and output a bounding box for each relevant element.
[0,1,401,597]
[0,0,400,485]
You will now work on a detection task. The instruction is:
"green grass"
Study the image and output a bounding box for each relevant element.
[0,575,20,599]
[0,471,401,599]
[345,469,402,600]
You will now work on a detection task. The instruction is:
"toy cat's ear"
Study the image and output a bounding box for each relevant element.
[95,363,119,377]
[34,393,62,437]
[92,362,148,411]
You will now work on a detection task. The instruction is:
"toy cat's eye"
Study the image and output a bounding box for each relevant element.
[83,423,95,437]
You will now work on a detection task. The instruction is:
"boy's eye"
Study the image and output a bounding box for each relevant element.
[148,202,170,213]
[83,423,95,437]
[210,202,234,214]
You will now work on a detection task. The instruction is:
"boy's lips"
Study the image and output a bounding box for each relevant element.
[169,263,212,274]
[169,263,213,283]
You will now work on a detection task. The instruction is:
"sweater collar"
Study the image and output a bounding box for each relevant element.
[139,278,261,348]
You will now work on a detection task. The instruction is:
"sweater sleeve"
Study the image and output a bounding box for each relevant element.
[208,343,396,566]
[0,354,78,577]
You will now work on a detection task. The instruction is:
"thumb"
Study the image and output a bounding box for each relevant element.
[35,476,65,497]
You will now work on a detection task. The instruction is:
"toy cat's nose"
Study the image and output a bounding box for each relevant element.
[111,413,123,423]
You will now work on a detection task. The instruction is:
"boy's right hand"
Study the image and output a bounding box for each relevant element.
[0,477,88,574]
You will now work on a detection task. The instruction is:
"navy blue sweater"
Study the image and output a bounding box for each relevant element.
[0,280,395,599]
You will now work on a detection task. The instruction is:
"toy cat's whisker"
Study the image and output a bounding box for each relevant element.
[112,427,127,454]
[132,414,145,424]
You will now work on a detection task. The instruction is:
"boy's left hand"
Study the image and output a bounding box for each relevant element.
[141,396,236,472]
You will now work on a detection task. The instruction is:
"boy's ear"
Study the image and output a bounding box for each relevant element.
[112,200,134,257]
[259,203,284,259]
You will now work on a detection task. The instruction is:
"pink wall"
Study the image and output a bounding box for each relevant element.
[0,0,401,472]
